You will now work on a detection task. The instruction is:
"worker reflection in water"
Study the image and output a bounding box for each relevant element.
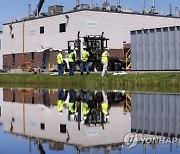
[101,48,110,77]
[10,117,15,133]
[101,90,110,121]
[80,90,90,122]
[57,49,64,75]
[81,46,90,75]
[57,89,65,114]
[36,139,45,154]
[68,89,78,120]
[68,47,77,76]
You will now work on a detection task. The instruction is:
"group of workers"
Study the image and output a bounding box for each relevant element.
[57,46,110,77]
[57,89,110,125]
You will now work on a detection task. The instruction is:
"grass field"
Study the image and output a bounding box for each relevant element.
[0,72,180,93]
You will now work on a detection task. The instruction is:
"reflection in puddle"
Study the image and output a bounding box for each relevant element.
[0,88,180,153]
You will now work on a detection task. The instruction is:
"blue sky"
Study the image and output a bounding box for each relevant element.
[0,0,180,29]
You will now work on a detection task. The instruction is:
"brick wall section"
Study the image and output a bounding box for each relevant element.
[33,52,43,67]
[3,54,13,68]
[49,91,58,105]
[3,89,13,102]
[15,89,23,103]
[109,49,124,59]
[34,91,44,104]
[24,93,33,104]
[3,88,58,106]
[123,43,131,49]
[49,51,58,64]
[15,53,23,68]
[3,49,124,70]
[3,51,61,70]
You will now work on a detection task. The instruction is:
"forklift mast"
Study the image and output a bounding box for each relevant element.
[83,33,109,61]
[35,0,45,16]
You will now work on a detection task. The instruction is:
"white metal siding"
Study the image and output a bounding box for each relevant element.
[2,10,180,54]
[2,100,130,145]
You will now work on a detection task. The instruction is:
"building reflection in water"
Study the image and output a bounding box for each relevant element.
[0,88,180,153]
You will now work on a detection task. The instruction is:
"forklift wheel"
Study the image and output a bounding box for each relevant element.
[93,62,102,72]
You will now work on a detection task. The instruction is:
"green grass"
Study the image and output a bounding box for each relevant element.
[0,72,180,93]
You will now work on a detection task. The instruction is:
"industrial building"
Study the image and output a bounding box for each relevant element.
[2,1,180,71]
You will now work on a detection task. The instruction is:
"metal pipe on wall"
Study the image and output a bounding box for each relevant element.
[143,0,146,14]
[169,4,172,16]
[76,0,80,6]
[143,0,145,10]
[152,0,155,8]
[28,4,31,17]
[117,0,120,7]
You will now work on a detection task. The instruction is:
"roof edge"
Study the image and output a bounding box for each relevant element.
[3,9,180,26]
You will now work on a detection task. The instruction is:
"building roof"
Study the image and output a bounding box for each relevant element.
[3,9,180,26]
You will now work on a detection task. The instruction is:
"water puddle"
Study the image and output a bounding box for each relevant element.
[0,88,180,153]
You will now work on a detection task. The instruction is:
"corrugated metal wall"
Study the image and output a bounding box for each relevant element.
[131,26,180,70]
[131,93,180,137]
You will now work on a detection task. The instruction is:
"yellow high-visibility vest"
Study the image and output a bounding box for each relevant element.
[101,51,109,63]
[57,100,64,112]
[82,50,89,62]
[82,102,90,115]
[101,102,109,115]
[57,53,63,64]
[68,102,79,113]
[68,52,75,62]
[68,102,75,113]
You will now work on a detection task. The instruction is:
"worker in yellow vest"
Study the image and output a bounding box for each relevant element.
[101,90,110,122]
[68,89,78,120]
[68,47,76,76]
[80,90,90,122]
[57,89,65,114]
[57,99,64,113]
[57,49,64,75]
[101,102,109,116]
[81,46,90,75]
[101,48,110,77]
[68,102,76,115]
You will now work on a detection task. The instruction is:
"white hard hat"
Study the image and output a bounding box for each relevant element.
[83,46,87,48]
[84,116,87,120]
[70,47,74,50]
[105,47,109,50]
[59,49,62,52]
[75,47,78,50]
